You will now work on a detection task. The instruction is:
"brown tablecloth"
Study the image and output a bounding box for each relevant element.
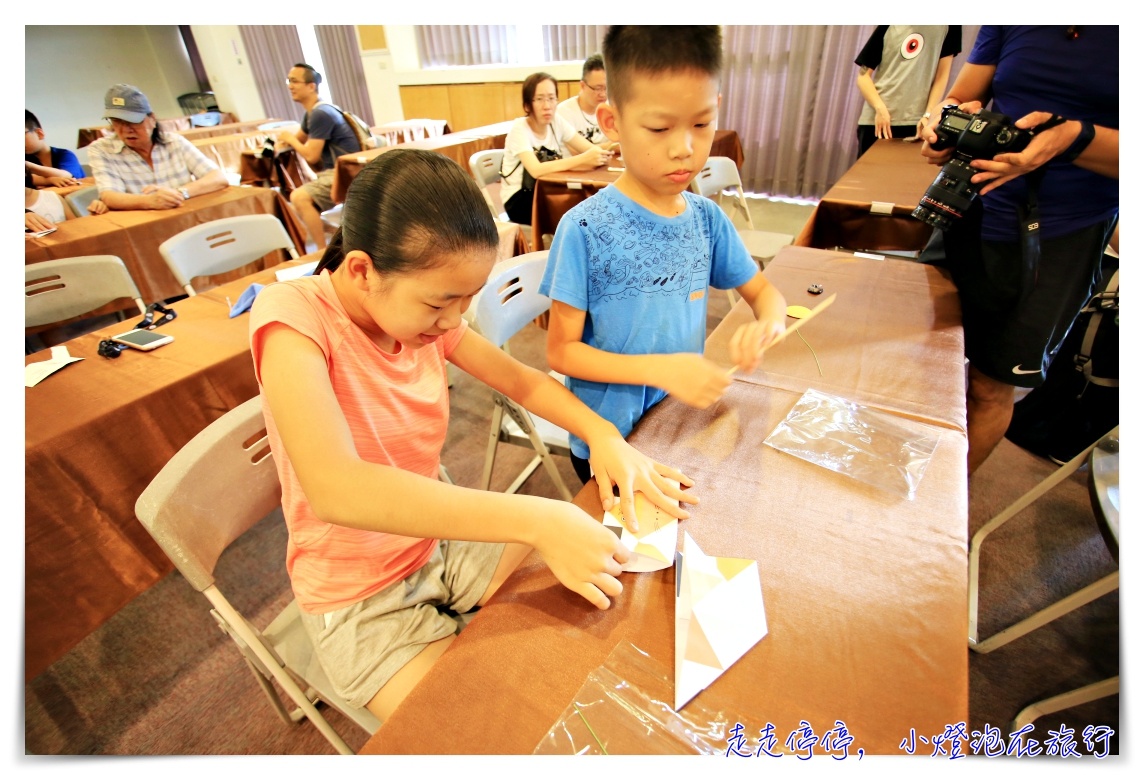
[77,114,241,148]
[530,129,744,250]
[176,119,275,141]
[24,256,313,681]
[795,139,939,252]
[190,129,300,179]
[332,120,516,204]
[25,186,307,303]
[240,148,315,197]
[361,245,968,755]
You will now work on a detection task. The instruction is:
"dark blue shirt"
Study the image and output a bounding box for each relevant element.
[26,146,85,179]
[969,26,1118,241]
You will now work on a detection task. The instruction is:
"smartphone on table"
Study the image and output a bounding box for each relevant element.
[110,328,175,351]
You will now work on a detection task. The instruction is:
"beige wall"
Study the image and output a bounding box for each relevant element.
[25,25,201,163]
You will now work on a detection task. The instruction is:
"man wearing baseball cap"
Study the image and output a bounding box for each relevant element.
[87,84,228,211]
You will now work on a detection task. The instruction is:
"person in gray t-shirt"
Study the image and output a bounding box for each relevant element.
[854,26,961,157]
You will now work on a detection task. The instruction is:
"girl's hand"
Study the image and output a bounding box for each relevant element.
[534,503,631,609]
[586,434,698,530]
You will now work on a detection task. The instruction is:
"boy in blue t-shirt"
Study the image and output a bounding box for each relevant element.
[540,26,788,483]
[25,109,85,187]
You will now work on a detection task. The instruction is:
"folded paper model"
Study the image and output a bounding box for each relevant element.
[674,531,767,711]
[601,483,680,572]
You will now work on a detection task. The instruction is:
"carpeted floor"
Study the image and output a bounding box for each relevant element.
[23,197,1119,756]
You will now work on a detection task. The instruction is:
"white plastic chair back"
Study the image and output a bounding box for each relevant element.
[692,156,793,274]
[63,185,101,218]
[469,149,509,222]
[471,251,551,348]
[135,397,380,752]
[159,214,299,296]
[25,255,146,328]
[470,251,573,500]
[692,156,754,229]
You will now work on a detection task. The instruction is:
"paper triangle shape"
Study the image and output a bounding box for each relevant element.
[674,532,767,711]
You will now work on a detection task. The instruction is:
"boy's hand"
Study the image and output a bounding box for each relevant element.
[47,176,82,187]
[586,435,698,530]
[657,353,731,409]
[728,316,785,375]
[534,503,631,609]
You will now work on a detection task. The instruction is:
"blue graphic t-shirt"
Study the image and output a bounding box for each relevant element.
[540,185,758,458]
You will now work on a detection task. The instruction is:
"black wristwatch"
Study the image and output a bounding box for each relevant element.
[1060,121,1095,163]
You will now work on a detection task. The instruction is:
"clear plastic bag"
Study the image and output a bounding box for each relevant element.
[532,642,735,755]
[763,388,938,500]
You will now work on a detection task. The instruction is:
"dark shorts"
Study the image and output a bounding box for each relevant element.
[943,213,1116,389]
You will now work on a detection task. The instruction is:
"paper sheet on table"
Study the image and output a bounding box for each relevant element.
[674,531,767,711]
[601,481,679,572]
[25,346,82,387]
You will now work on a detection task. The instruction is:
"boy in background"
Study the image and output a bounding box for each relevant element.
[541,25,787,484]
[26,110,85,187]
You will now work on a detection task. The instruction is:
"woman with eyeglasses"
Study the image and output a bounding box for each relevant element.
[500,72,613,226]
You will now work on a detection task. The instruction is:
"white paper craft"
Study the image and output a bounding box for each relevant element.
[601,483,679,572]
[674,531,767,711]
[25,346,83,387]
[275,260,319,282]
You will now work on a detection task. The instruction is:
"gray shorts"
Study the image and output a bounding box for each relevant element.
[299,168,337,212]
[298,539,504,709]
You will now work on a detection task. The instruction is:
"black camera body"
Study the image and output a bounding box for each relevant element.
[912,105,1037,230]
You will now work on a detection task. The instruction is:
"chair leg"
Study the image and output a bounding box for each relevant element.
[1012,676,1119,731]
[971,572,1118,654]
[967,436,1108,652]
[481,401,505,491]
[207,592,354,754]
[520,424,572,501]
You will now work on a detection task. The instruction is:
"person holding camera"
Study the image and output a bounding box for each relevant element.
[919,25,1118,475]
[500,72,613,226]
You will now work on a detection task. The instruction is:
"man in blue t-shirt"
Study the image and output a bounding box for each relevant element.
[25,109,85,187]
[919,25,1118,474]
[276,63,362,250]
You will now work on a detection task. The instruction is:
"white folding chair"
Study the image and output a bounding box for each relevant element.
[63,185,101,218]
[469,149,534,246]
[692,156,794,303]
[25,255,146,329]
[470,251,573,500]
[968,426,1119,730]
[159,214,299,296]
[135,396,381,754]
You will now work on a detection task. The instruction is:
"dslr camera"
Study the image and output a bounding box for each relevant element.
[912,105,1036,230]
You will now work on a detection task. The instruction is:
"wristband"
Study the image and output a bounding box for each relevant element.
[1059,120,1095,163]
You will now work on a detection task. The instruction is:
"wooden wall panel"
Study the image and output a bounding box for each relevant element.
[398,81,593,133]
[448,83,506,131]
[399,85,453,127]
[502,83,523,122]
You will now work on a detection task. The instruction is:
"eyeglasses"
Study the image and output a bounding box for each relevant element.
[532,96,559,105]
[582,82,607,95]
[108,118,147,129]
[285,78,311,86]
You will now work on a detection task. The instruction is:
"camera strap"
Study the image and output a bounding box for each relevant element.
[1014,115,1068,302]
[1016,170,1045,303]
